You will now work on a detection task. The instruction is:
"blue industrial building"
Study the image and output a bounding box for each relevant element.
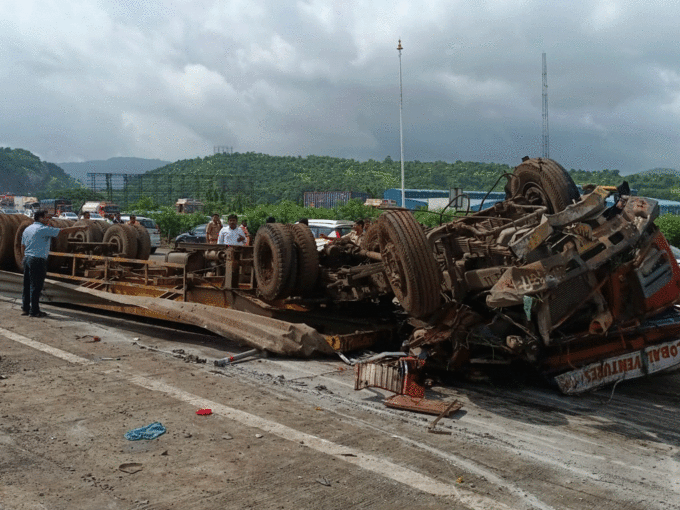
[383,189,506,212]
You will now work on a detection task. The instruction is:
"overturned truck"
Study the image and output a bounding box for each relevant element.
[252,157,680,393]
[1,158,679,393]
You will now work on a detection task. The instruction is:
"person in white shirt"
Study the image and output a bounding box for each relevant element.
[217,214,246,246]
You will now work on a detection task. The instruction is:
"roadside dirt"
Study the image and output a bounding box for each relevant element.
[1,297,679,510]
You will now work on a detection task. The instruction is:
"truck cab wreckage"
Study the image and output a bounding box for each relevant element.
[1,157,680,395]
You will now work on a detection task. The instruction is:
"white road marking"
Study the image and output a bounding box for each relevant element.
[121,370,462,498]
[1,327,468,501]
[0,327,91,365]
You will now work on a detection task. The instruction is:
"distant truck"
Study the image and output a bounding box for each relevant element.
[175,198,204,214]
[40,198,73,216]
[364,198,397,208]
[80,201,121,218]
[14,196,39,212]
[0,194,14,208]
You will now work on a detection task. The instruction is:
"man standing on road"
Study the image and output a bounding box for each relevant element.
[21,210,87,318]
[112,213,123,224]
[206,214,222,244]
[240,219,251,246]
[128,214,138,225]
[81,211,91,220]
[217,214,246,246]
[341,219,365,244]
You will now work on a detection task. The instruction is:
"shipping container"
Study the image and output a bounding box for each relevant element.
[304,191,370,209]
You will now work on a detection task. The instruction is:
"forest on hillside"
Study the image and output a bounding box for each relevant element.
[141,152,680,206]
[3,147,680,207]
[0,147,79,196]
[139,152,524,207]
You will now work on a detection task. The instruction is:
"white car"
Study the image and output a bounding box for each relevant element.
[304,219,354,250]
[58,212,78,220]
[120,215,161,253]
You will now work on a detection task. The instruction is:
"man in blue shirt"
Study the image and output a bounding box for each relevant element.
[21,210,86,318]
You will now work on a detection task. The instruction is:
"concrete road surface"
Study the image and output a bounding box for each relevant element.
[1,297,679,510]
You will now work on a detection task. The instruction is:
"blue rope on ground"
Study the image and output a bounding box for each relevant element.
[124,422,166,441]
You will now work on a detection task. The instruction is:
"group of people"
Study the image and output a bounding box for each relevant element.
[206,214,251,246]
[110,212,133,224]
[204,214,368,247]
[81,211,136,225]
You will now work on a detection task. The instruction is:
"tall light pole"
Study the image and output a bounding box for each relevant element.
[542,52,549,159]
[398,39,405,209]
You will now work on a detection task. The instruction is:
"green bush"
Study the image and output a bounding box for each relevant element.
[655,214,680,247]
[146,208,207,240]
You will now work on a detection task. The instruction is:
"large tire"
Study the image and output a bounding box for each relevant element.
[94,220,112,236]
[48,219,71,252]
[285,223,319,294]
[13,219,33,272]
[131,224,151,260]
[505,157,580,213]
[70,219,104,243]
[0,214,19,270]
[46,219,71,271]
[103,224,138,259]
[253,223,296,300]
[377,211,442,318]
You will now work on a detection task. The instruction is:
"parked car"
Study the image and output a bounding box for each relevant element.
[305,219,354,250]
[89,212,106,221]
[175,223,208,244]
[0,208,21,215]
[120,215,161,253]
[58,212,78,220]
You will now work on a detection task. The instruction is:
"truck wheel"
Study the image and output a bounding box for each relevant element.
[13,219,33,272]
[253,223,296,300]
[131,224,151,260]
[377,211,442,318]
[0,214,19,270]
[71,220,104,243]
[103,224,138,259]
[286,224,319,294]
[0,214,16,270]
[45,219,72,271]
[94,220,111,236]
[505,158,580,213]
[48,219,71,253]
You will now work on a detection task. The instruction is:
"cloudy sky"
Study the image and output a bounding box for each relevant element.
[1,0,679,174]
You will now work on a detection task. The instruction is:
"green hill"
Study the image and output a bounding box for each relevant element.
[4,147,678,206]
[139,152,516,205]
[123,152,680,205]
[0,147,81,197]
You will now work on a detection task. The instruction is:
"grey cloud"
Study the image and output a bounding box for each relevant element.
[1,0,680,174]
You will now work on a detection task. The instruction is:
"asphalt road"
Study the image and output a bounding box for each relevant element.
[1,297,679,510]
